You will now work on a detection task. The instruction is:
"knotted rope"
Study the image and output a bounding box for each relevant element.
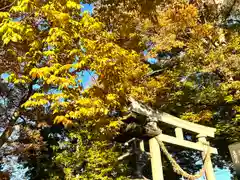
[155,136,211,180]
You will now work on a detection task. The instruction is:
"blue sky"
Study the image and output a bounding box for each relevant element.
[198,168,232,180]
[215,168,232,180]
[1,72,9,79]
[81,3,93,12]
[79,3,94,87]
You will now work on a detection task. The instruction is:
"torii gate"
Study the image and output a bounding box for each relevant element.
[128,97,218,180]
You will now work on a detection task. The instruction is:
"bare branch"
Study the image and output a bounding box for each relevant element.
[0,0,17,11]
[146,69,164,77]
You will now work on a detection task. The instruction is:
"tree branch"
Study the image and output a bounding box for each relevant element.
[146,69,164,77]
[221,0,237,22]
[0,79,36,148]
[0,0,17,11]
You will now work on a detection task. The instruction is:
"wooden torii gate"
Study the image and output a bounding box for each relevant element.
[129,97,218,180]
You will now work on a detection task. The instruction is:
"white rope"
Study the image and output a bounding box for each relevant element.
[155,136,211,180]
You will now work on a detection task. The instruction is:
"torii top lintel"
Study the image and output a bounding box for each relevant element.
[129,97,216,138]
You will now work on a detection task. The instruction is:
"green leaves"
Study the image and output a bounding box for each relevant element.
[224,95,234,103]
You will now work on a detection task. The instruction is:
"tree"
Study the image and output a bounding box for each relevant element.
[1,0,240,179]
[0,76,57,179]
[0,0,149,179]
[90,0,240,177]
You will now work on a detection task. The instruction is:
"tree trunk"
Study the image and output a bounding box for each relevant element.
[0,116,17,147]
[0,79,36,148]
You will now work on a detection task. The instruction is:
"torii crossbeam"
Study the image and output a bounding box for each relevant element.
[129,97,218,180]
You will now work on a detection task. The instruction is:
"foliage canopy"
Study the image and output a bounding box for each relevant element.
[1,0,240,179]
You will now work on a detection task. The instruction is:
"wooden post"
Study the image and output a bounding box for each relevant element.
[198,135,216,180]
[140,140,145,151]
[149,137,164,180]
[175,128,184,140]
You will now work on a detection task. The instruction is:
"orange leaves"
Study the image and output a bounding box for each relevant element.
[30,67,51,79]
[166,4,198,28]
[100,74,105,79]
[192,23,215,40]
[30,69,43,79]
[149,4,200,54]
[54,116,73,127]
